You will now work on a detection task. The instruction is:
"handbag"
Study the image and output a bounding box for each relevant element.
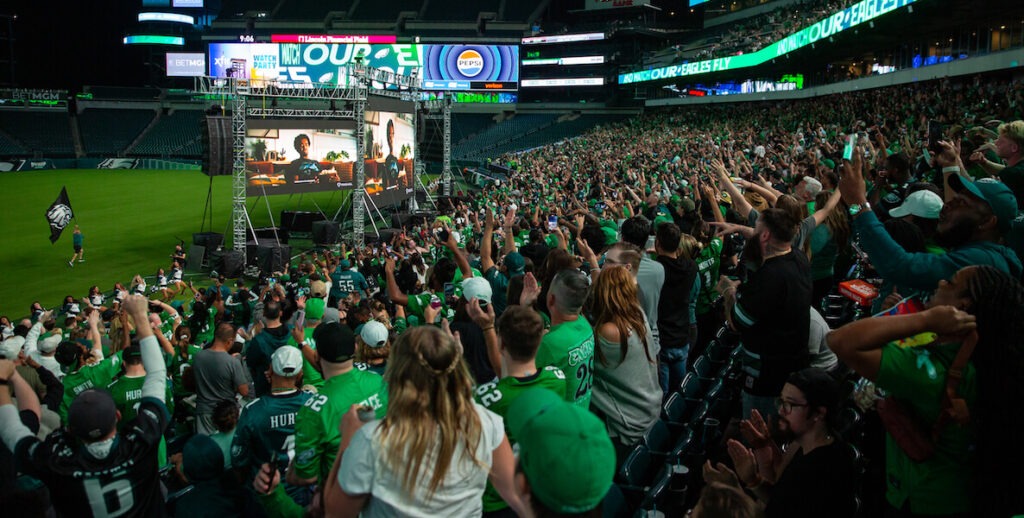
[875,330,977,463]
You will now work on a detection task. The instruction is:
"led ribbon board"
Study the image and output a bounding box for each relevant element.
[619,0,917,85]
[209,43,518,90]
[124,35,185,45]
[139,12,195,24]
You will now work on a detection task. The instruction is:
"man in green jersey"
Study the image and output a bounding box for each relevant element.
[536,269,595,409]
[233,346,313,507]
[474,305,568,514]
[55,337,123,422]
[288,322,387,487]
[107,342,173,466]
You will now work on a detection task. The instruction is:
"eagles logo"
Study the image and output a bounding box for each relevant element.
[47,203,73,230]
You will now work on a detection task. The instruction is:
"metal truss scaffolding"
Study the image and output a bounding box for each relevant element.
[195,66,417,261]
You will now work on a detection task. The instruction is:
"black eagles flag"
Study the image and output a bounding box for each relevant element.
[46,187,74,244]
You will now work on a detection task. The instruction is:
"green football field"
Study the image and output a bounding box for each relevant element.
[0,169,355,318]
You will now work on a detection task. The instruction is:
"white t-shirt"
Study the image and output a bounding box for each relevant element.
[339,403,505,517]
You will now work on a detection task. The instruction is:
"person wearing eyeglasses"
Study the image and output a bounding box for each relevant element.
[703,368,857,518]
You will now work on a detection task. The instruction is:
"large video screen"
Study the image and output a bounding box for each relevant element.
[245,126,357,196]
[209,43,518,91]
[243,110,415,207]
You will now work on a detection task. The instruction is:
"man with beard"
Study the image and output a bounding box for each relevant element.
[839,147,1022,291]
[717,208,811,420]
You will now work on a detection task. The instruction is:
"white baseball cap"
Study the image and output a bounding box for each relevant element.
[38,333,62,354]
[889,190,943,220]
[271,346,303,377]
[359,320,389,349]
[0,336,25,360]
[461,277,493,305]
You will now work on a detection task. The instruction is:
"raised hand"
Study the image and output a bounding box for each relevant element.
[726,439,758,486]
[520,272,541,306]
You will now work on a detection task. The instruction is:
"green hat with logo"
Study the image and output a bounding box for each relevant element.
[508,389,615,514]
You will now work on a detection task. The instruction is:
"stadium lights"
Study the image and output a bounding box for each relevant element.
[123,35,185,46]
[138,12,195,24]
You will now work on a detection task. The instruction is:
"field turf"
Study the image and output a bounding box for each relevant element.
[0,169,353,317]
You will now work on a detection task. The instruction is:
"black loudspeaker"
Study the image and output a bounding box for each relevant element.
[257,244,291,274]
[221,250,245,278]
[252,227,288,244]
[202,116,232,176]
[312,220,340,245]
[193,232,224,253]
[186,245,206,273]
[280,211,324,232]
[390,212,409,229]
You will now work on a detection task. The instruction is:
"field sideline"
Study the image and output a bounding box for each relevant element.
[0,169,354,317]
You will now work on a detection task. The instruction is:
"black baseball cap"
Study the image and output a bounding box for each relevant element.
[67,389,118,441]
[313,321,356,363]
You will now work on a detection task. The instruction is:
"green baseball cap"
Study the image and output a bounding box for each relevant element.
[653,214,674,231]
[508,389,615,514]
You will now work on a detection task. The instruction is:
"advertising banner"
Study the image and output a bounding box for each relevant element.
[619,0,917,84]
[208,43,518,90]
[584,0,650,10]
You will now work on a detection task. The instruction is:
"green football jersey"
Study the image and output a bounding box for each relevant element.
[59,352,123,421]
[286,328,325,390]
[475,366,569,512]
[169,344,203,397]
[536,317,595,409]
[695,236,724,315]
[231,389,313,479]
[106,374,173,468]
[292,369,388,482]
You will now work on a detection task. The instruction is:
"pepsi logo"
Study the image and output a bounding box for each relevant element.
[456,49,484,77]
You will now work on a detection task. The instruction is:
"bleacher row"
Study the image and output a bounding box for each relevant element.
[602,326,868,517]
[218,0,534,23]
[0,108,204,158]
[453,113,628,160]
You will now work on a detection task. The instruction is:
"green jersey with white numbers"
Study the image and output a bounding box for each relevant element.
[475,366,569,512]
[59,352,123,421]
[536,317,595,409]
[106,373,173,468]
[292,369,388,482]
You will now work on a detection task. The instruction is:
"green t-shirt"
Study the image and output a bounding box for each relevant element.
[292,369,388,482]
[106,374,172,468]
[695,237,724,315]
[59,352,124,421]
[475,366,569,511]
[876,342,977,515]
[536,317,595,409]
[287,328,325,391]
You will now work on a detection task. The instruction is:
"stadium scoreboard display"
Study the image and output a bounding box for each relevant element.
[619,0,918,85]
[208,43,519,91]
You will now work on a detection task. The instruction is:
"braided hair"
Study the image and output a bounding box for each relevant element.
[960,265,1024,516]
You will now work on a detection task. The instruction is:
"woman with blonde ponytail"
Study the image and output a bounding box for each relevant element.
[324,325,527,518]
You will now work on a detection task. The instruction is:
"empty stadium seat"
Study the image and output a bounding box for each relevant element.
[662,392,696,426]
[678,372,706,401]
[617,443,660,490]
[0,109,73,156]
[641,419,674,455]
[78,108,156,155]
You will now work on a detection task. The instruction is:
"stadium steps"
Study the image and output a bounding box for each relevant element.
[70,113,84,158]
[124,112,163,156]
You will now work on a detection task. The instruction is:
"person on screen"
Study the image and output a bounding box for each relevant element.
[288,134,321,186]
[384,119,400,190]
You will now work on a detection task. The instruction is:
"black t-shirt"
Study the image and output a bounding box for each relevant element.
[733,250,811,396]
[449,319,496,385]
[765,440,857,518]
[287,158,321,184]
[15,398,170,518]
[655,254,698,348]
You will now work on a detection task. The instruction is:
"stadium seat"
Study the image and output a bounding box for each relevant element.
[636,466,675,514]
[641,419,674,455]
[702,340,731,366]
[692,355,717,380]
[836,406,865,444]
[677,372,706,401]
[663,392,698,426]
[616,443,660,490]
[687,401,710,429]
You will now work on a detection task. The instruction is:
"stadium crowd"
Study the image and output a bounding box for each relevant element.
[2,71,1024,517]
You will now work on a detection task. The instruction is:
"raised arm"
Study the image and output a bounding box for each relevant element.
[481,208,496,273]
[123,295,167,403]
[712,159,752,219]
[383,257,409,306]
[811,189,843,226]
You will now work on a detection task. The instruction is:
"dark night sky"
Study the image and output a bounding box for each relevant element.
[10,0,154,90]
